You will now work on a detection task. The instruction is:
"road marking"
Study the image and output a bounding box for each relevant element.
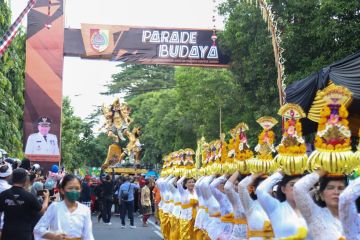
[154,230,163,239]
[148,219,161,231]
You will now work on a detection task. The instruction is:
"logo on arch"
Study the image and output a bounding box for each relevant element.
[90,29,109,52]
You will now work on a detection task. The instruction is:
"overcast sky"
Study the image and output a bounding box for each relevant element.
[11,0,225,119]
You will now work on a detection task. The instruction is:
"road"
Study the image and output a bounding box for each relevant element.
[92,214,163,240]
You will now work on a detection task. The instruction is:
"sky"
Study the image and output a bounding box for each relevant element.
[11,0,225,120]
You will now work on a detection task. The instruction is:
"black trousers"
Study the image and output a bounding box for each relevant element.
[102,198,113,223]
[120,200,134,226]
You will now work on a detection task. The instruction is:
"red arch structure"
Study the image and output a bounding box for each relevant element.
[24,0,229,166]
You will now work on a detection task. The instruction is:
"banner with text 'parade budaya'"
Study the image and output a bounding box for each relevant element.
[79,24,230,67]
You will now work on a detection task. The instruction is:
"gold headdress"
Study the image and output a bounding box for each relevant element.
[308,85,354,174]
[274,104,308,175]
[248,116,278,174]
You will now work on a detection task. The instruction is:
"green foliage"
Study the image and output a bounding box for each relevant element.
[218,1,281,143]
[0,2,26,157]
[61,97,112,171]
[270,0,360,84]
[105,64,175,99]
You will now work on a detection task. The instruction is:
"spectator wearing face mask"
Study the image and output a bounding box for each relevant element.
[34,174,94,240]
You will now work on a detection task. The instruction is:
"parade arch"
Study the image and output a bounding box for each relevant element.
[23,0,231,166]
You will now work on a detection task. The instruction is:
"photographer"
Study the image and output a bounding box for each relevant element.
[0,168,49,240]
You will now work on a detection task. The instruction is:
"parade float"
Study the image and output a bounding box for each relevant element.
[100,98,146,175]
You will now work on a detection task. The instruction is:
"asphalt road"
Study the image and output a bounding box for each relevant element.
[92,214,163,240]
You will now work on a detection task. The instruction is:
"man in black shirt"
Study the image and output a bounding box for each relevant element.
[101,174,114,225]
[0,168,49,240]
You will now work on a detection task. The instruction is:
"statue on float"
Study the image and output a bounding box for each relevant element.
[101,98,142,169]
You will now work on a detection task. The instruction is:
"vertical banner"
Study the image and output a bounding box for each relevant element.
[24,0,64,167]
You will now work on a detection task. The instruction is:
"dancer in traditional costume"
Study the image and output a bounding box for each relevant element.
[168,176,181,240]
[238,119,276,239]
[158,155,174,240]
[210,175,234,239]
[294,85,354,240]
[224,171,247,239]
[177,149,198,240]
[194,175,209,240]
[339,175,360,239]
[238,174,273,240]
[201,173,223,240]
[257,104,309,239]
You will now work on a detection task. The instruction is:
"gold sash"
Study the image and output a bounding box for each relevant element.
[247,220,274,238]
[280,227,308,240]
[232,218,247,225]
[220,212,234,223]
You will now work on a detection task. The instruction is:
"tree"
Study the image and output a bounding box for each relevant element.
[219,1,281,144]
[0,1,26,157]
[61,97,85,171]
[61,97,113,170]
[105,64,175,99]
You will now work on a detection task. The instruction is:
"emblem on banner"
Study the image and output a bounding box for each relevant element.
[90,29,109,52]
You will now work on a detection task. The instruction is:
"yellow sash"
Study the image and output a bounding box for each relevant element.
[232,218,247,225]
[181,199,198,209]
[247,220,274,238]
[220,212,234,223]
[280,227,307,240]
[209,212,221,218]
[175,202,182,206]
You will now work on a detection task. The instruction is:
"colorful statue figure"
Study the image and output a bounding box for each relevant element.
[249,116,278,174]
[274,104,307,175]
[234,122,253,173]
[101,98,142,169]
[308,85,354,174]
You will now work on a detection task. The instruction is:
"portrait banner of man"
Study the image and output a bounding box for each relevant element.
[25,117,60,162]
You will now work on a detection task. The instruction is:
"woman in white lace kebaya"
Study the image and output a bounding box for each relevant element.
[210,175,234,240]
[238,174,274,240]
[339,176,360,240]
[256,171,309,239]
[177,176,198,240]
[200,175,223,240]
[194,176,210,240]
[293,170,346,240]
[157,175,173,240]
[167,177,181,239]
[224,171,247,240]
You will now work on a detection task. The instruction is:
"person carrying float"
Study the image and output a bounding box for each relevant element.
[177,148,198,240]
[238,118,276,240]
[256,105,309,239]
[293,85,354,240]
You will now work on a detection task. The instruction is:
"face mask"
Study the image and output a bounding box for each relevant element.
[65,191,80,202]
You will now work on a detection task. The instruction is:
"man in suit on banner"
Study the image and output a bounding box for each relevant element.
[25,117,60,155]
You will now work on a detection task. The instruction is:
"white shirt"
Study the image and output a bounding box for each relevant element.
[210,175,234,235]
[294,172,344,240]
[25,133,60,155]
[224,180,247,239]
[238,175,271,240]
[256,172,308,238]
[177,176,198,220]
[339,176,360,240]
[34,201,94,240]
[200,175,222,240]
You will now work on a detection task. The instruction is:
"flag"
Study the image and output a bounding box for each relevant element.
[0,0,36,57]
